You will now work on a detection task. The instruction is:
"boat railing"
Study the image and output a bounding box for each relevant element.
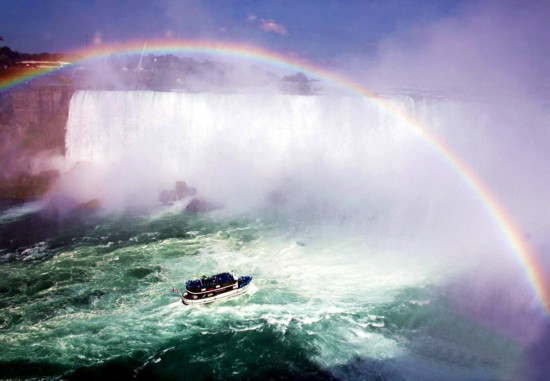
[185,280,238,295]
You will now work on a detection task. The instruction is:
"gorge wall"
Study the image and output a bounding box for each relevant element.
[0,85,74,200]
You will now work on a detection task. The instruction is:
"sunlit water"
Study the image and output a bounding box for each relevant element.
[0,205,521,380]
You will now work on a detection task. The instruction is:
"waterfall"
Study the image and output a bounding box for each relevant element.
[65,90,416,170]
[61,88,550,285]
[64,90,432,208]
[63,89,546,248]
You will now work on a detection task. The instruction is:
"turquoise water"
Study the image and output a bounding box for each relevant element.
[0,203,522,380]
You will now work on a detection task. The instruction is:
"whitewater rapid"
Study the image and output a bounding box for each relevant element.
[0,209,521,379]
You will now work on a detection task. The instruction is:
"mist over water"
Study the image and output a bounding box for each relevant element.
[60,89,549,326]
[1,85,548,380]
[63,89,532,258]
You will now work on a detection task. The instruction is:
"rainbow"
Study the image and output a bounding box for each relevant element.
[2,39,549,316]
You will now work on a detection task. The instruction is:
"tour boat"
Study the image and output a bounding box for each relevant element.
[181,272,253,305]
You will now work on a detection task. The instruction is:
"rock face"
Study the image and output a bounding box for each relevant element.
[159,181,223,213]
[0,170,59,200]
[0,85,73,155]
[0,84,74,200]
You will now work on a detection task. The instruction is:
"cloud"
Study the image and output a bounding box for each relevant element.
[247,14,288,36]
[260,18,289,36]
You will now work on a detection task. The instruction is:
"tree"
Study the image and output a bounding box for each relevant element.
[280,72,319,94]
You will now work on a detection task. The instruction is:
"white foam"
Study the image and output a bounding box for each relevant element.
[0,201,46,223]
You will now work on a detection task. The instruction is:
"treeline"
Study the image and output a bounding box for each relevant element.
[83,53,320,94]
[0,45,320,94]
[0,46,75,66]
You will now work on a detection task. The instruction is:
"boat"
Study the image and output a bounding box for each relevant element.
[181,271,253,305]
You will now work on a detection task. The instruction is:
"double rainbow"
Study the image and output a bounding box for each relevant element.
[2,39,549,316]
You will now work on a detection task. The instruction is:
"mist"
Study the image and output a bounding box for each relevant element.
[344,0,550,354]
[32,1,550,361]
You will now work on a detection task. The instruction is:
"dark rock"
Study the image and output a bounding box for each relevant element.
[158,189,176,205]
[76,198,101,209]
[159,181,198,205]
[185,197,224,214]
[175,181,197,198]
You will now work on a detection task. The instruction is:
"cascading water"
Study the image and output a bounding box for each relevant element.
[64,91,420,211]
[0,89,538,380]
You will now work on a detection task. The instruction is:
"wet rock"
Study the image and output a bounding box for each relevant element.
[0,170,59,200]
[159,181,197,205]
[77,198,101,209]
[185,197,224,214]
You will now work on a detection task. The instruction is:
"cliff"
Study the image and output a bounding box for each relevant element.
[0,83,74,200]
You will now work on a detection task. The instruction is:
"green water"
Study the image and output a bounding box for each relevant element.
[0,204,522,380]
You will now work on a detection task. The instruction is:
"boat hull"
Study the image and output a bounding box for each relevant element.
[182,282,252,305]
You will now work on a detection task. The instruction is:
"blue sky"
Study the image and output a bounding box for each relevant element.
[0,0,466,60]
[2,0,549,93]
